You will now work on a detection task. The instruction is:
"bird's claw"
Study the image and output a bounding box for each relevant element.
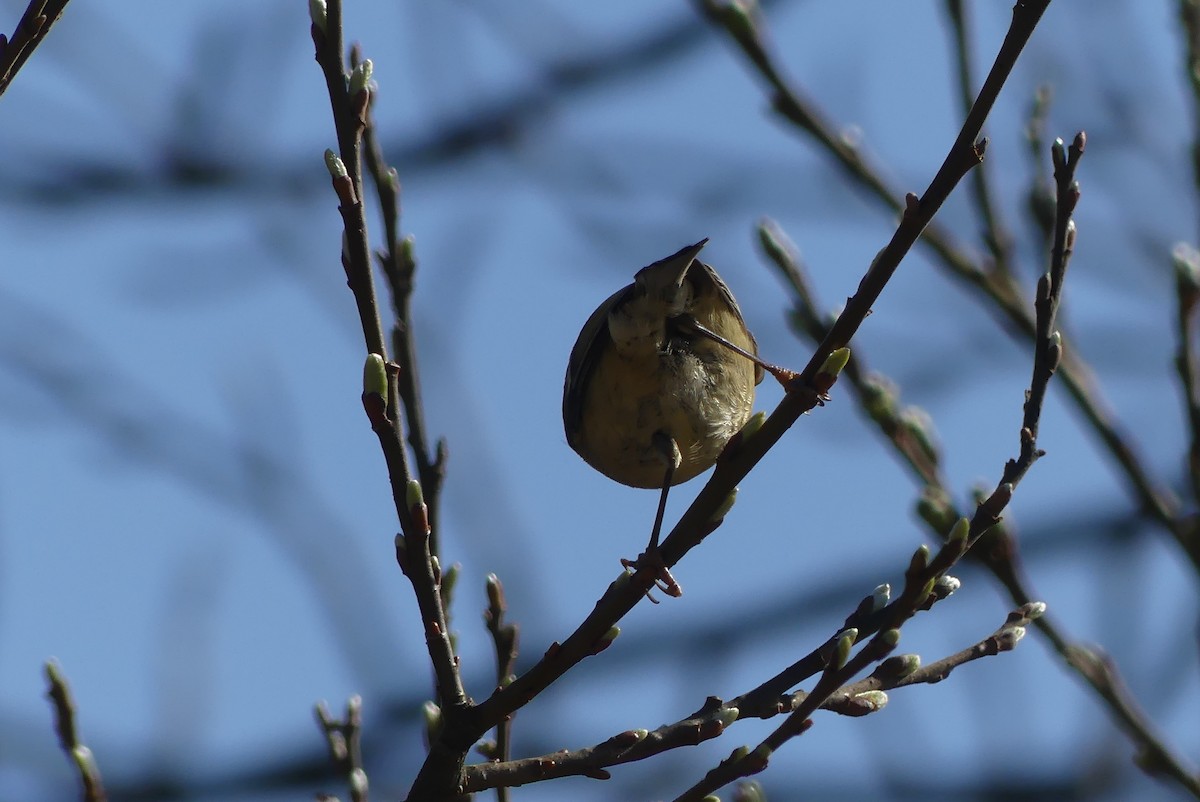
[621,550,683,601]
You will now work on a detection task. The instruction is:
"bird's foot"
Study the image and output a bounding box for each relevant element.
[621,548,682,602]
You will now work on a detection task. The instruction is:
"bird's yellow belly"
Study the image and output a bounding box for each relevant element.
[571,344,756,488]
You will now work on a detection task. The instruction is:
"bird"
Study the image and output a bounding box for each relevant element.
[563,238,777,596]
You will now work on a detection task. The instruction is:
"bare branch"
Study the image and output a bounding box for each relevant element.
[44,660,107,802]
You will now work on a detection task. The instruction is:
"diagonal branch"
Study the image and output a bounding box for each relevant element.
[44,660,107,802]
[759,138,1200,797]
[410,12,1053,798]
[0,0,72,99]
[700,0,1192,569]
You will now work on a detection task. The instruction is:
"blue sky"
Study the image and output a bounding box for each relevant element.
[1,1,1197,800]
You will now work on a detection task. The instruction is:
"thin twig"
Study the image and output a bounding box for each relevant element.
[351,45,449,552]
[481,574,519,802]
[1177,1,1200,508]
[836,602,1043,696]
[315,697,369,802]
[668,599,1044,802]
[44,660,107,802]
[0,0,72,99]
[943,0,1017,275]
[310,0,467,744]
[461,583,1040,795]
[1178,0,1200,223]
[1174,245,1200,504]
[700,0,1192,569]
[759,141,1200,797]
[1023,85,1057,249]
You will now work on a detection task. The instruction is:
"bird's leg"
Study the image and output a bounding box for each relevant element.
[621,431,683,599]
[647,433,679,553]
[670,313,798,387]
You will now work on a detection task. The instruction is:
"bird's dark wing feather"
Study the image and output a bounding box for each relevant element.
[563,283,631,444]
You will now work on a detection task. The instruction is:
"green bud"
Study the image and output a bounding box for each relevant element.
[852,690,889,712]
[71,745,99,776]
[835,628,858,668]
[871,583,891,611]
[878,653,921,679]
[1174,242,1200,288]
[717,0,759,43]
[933,575,960,598]
[948,517,970,544]
[915,486,956,534]
[601,625,621,645]
[881,628,901,647]
[44,659,65,686]
[350,58,373,96]
[349,768,368,796]
[308,0,327,32]
[406,479,424,509]
[441,562,460,597]
[714,706,740,727]
[818,347,851,379]
[899,405,939,464]
[363,353,387,398]
[733,780,766,802]
[1023,601,1047,619]
[710,488,738,522]
[999,625,1027,649]
[324,149,347,179]
[861,373,898,422]
[399,234,416,266]
[908,544,930,574]
[1047,330,1063,368]
[739,411,767,442]
[485,573,504,611]
[1051,137,1066,171]
[422,700,442,739]
[756,217,794,265]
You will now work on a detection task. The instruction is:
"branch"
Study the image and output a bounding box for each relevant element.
[1177,1,1200,508]
[0,0,71,99]
[315,696,369,802]
[943,0,1018,275]
[408,5,1051,796]
[1174,244,1200,504]
[458,576,1041,797]
[310,0,467,766]
[350,44,449,554]
[701,0,1192,568]
[44,660,107,802]
[760,139,1200,797]
[479,574,520,802]
[670,601,1044,802]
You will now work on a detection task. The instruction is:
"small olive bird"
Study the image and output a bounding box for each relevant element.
[563,239,778,595]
